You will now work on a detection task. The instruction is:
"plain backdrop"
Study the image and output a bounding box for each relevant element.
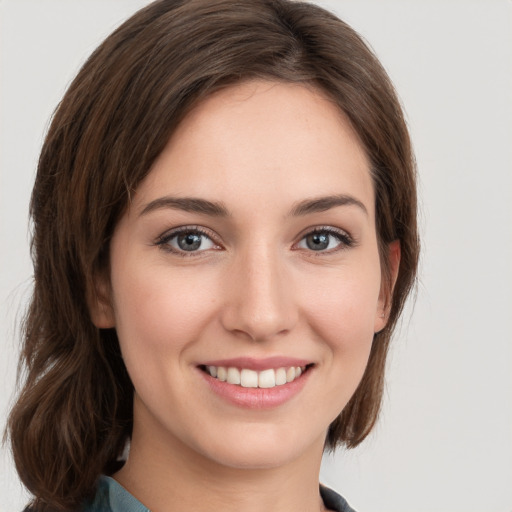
[1,1,511,511]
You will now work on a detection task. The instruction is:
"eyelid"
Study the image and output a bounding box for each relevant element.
[154,224,355,256]
[293,225,355,252]
[155,225,223,255]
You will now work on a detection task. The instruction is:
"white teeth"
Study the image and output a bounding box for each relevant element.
[286,367,296,382]
[258,369,276,388]
[206,364,308,388]
[240,369,258,388]
[275,367,287,386]
[226,367,241,385]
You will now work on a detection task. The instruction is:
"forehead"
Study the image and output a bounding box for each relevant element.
[132,80,374,218]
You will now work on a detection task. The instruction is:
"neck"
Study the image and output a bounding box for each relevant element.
[114,410,327,512]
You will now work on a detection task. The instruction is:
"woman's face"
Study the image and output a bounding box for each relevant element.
[94,81,391,471]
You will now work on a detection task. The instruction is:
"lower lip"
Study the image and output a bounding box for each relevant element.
[198,368,311,409]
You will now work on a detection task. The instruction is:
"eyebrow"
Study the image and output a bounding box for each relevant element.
[140,196,230,217]
[139,193,368,218]
[289,194,368,217]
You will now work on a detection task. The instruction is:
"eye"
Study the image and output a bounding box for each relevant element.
[296,228,353,252]
[156,227,219,254]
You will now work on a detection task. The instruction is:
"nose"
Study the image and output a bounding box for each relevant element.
[220,243,298,342]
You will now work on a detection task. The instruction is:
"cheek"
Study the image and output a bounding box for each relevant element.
[300,261,381,355]
[109,258,219,366]
[300,265,381,413]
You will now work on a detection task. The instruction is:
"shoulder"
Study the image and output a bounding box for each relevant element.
[24,481,356,512]
[83,476,149,512]
[320,484,358,512]
[21,477,114,512]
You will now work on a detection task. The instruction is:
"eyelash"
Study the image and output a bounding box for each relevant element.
[155,226,220,257]
[295,226,355,254]
[155,225,355,257]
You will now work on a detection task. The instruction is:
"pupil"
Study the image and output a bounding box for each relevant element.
[307,233,329,250]
[178,233,201,251]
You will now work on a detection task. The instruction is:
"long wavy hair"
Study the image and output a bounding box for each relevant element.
[7,0,419,510]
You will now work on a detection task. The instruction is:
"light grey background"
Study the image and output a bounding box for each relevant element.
[1,1,511,511]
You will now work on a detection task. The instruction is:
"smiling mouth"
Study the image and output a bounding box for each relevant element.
[199,364,313,389]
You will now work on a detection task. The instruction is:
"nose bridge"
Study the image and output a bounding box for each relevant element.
[221,240,297,341]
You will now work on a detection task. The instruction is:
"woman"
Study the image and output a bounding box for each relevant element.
[7,0,419,511]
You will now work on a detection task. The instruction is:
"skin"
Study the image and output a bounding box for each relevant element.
[92,80,398,512]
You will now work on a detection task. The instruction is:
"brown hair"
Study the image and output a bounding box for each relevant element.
[7,0,419,510]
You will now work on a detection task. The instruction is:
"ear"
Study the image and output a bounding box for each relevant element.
[88,272,116,329]
[374,240,401,333]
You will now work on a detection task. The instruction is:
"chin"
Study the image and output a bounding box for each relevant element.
[192,424,325,470]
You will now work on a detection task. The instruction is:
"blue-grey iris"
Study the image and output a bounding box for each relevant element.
[306,233,329,250]
[177,233,202,251]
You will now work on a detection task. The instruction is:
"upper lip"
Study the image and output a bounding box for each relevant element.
[198,356,312,371]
